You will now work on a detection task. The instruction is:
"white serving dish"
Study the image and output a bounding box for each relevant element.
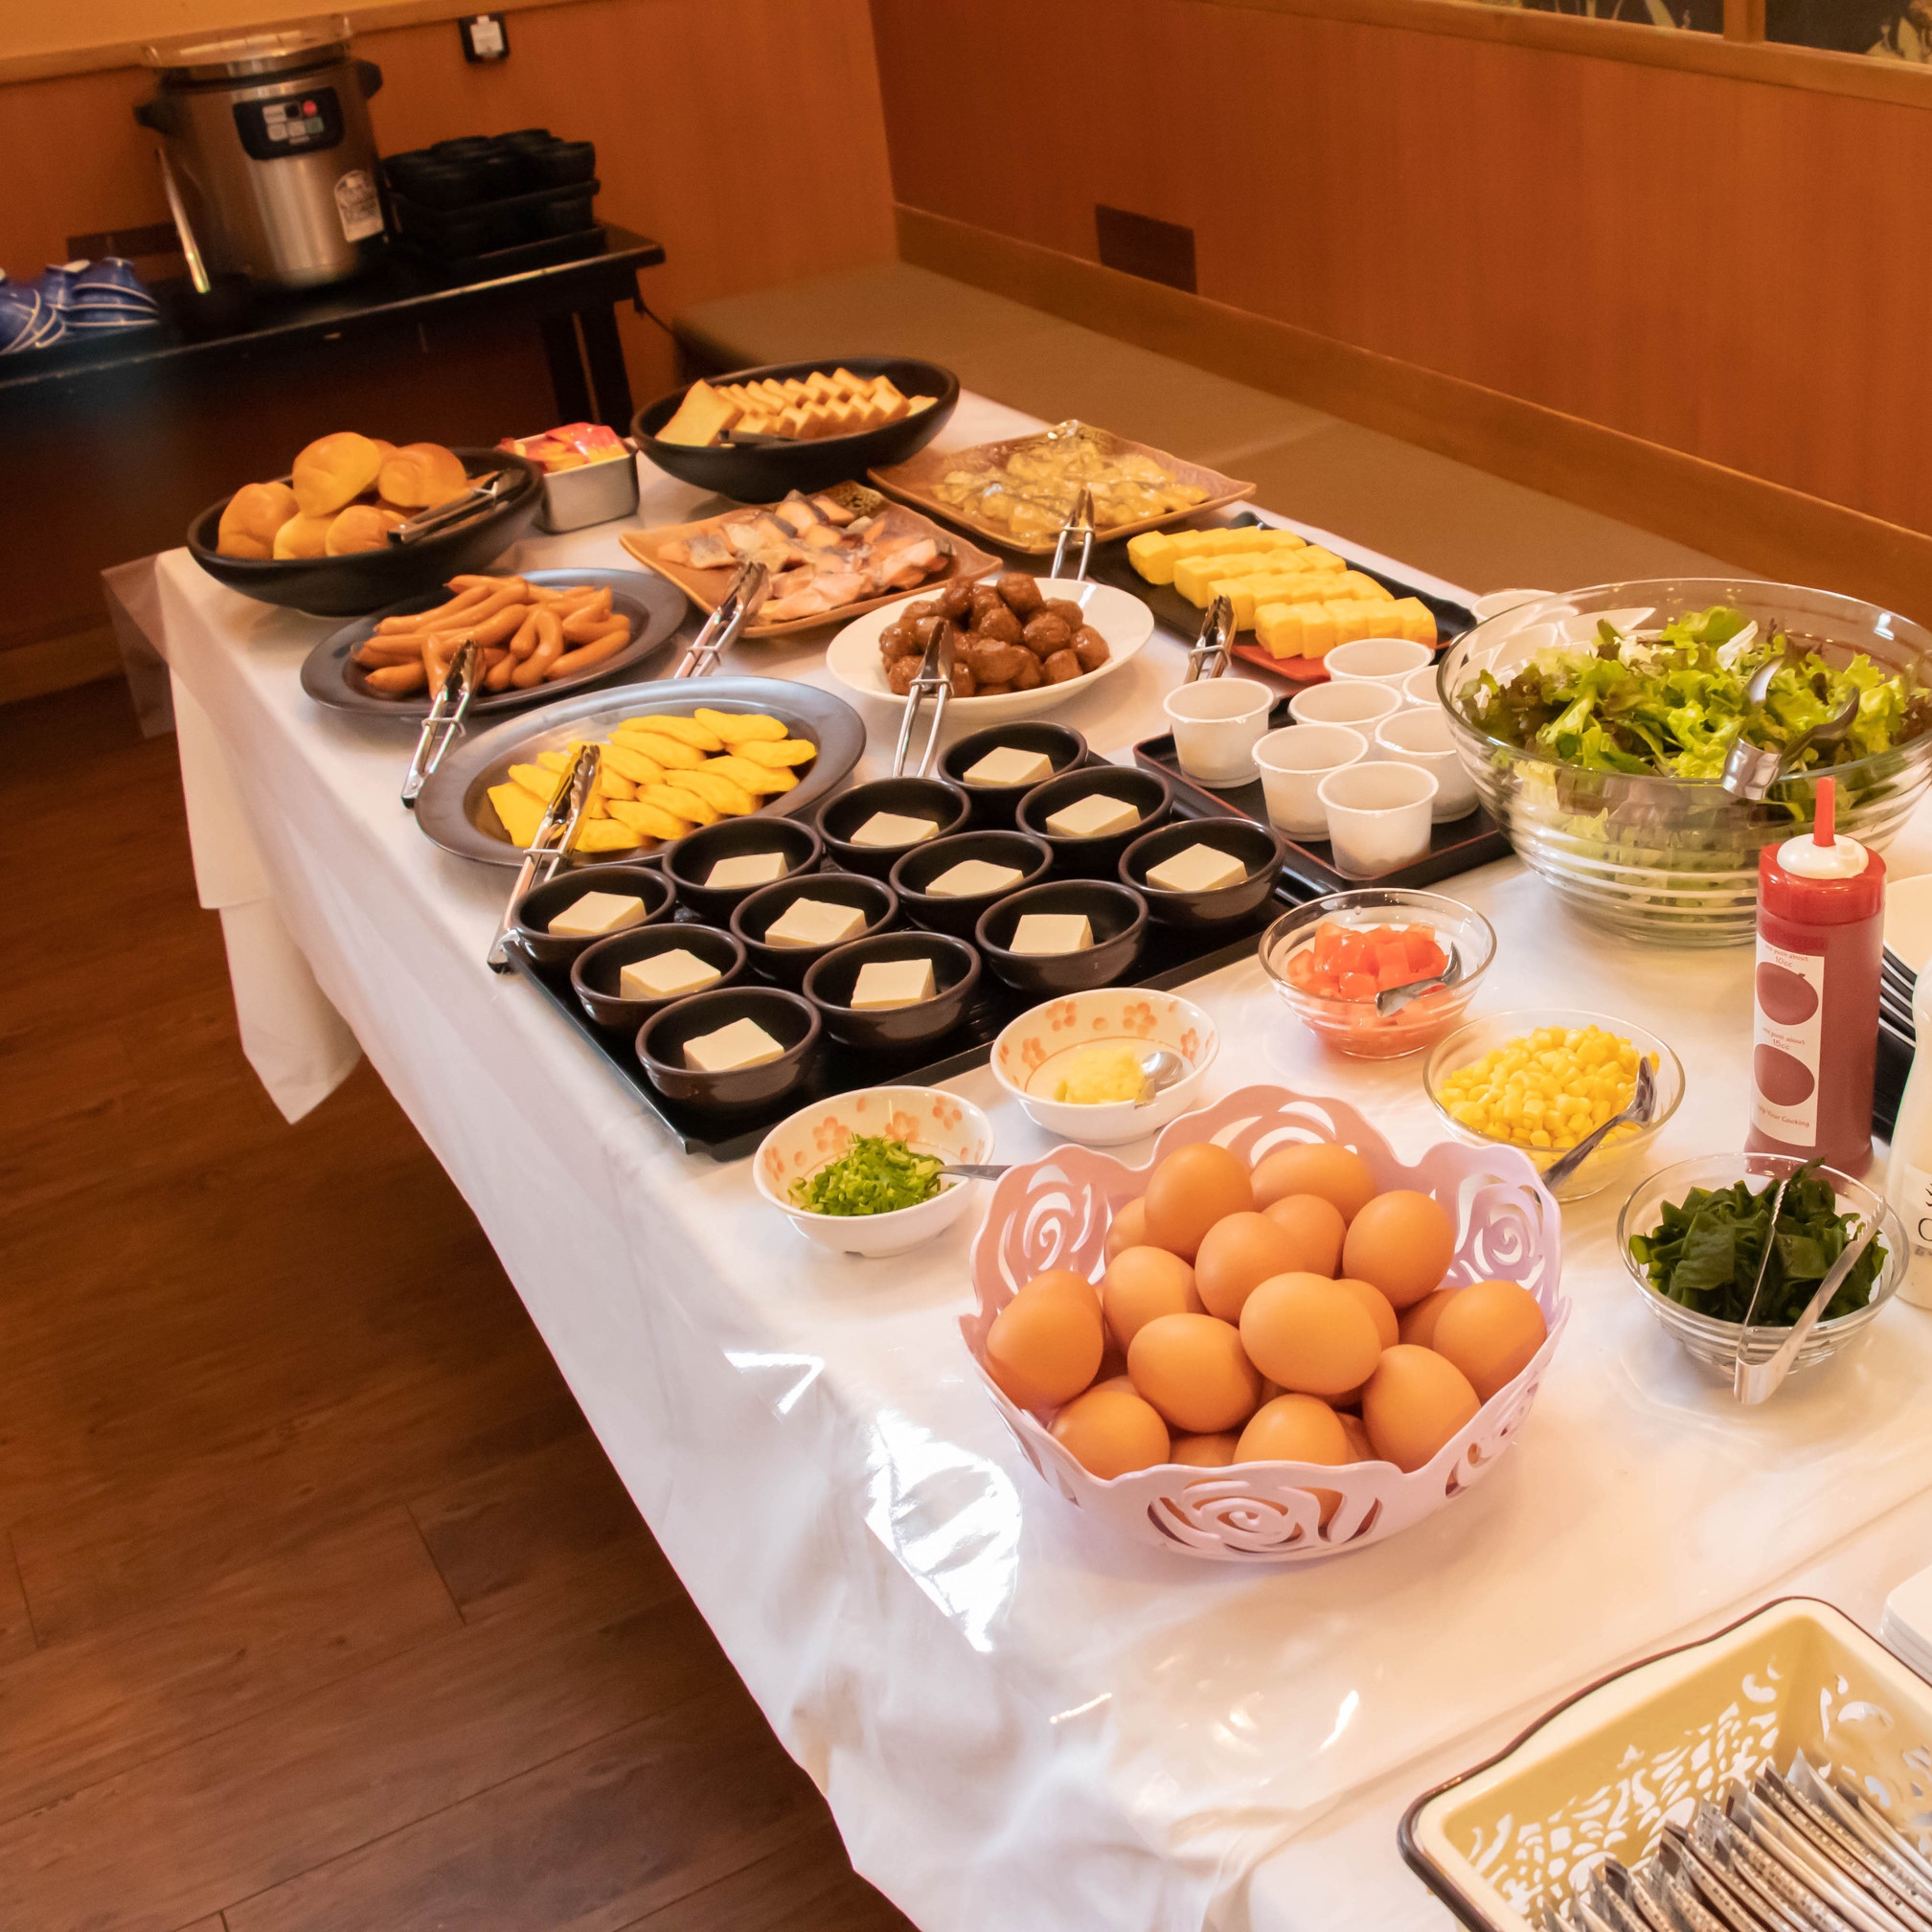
[754,1083,993,1257]
[988,989,1217,1146]
[823,577,1153,722]
[536,449,641,534]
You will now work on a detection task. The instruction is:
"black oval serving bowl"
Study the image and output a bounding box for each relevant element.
[974,880,1148,995]
[1118,818,1286,931]
[187,447,545,617]
[888,830,1055,938]
[730,873,898,990]
[1014,767,1172,880]
[818,776,972,880]
[570,922,746,1032]
[662,816,824,924]
[940,721,1089,830]
[636,987,819,1113]
[802,931,981,1051]
[508,865,674,968]
[631,356,959,501]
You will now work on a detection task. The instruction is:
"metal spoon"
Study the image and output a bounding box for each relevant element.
[1540,1056,1658,1190]
[1375,944,1463,1016]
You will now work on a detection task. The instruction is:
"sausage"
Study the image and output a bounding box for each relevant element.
[375,585,489,634]
[448,604,526,650]
[365,661,428,694]
[1043,599,1086,634]
[1021,612,1073,657]
[547,627,630,679]
[352,635,422,667]
[560,591,615,642]
[485,647,518,691]
[996,573,1044,618]
[508,608,542,660]
[976,602,1022,645]
[966,640,1029,684]
[510,606,563,688]
[1073,625,1111,673]
[1042,648,1081,684]
[448,574,527,596]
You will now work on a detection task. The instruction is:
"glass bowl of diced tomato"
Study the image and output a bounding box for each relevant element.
[1260,889,1495,1058]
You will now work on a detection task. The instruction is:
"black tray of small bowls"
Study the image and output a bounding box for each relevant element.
[1133,694,1512,896]
[299,567,689,717]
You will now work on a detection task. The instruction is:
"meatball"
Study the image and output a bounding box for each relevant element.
[1021,612,1073,657]
[1011,653,1044,691]
[1042,648,1082,684]
[1043,599,1086,634]
[948,662,978,699]
[969,585,1007,626]
[937,580,974,621]
[887,656,920,696]
[1073,625,1111,673]
[902,598,943,625]
[966,640,1029,684]
[996,573,1044,619]
[976,602,1023,645]
[879,622,921,663]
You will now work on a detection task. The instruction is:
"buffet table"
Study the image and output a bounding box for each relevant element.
[149,392,1932,1932]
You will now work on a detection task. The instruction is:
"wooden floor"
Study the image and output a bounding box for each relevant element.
[0,679,916,1932]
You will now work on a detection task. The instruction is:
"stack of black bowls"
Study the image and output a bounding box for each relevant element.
[383,129,600,269]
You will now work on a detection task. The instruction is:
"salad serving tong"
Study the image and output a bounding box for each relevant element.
[485,742,600,972]
[673,560,769,679]
[1720,647,1862,800]
[401,638,481,808]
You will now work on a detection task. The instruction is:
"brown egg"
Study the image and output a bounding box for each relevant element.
[1335,1411,1375,1463]
[1342,1190,1457,1309]
[1250,1142,1377,1222]
[1143,1144,1253,1261]
[1102,1246,1204,1352]
[1052,1386,1171,1478]
[1430,1279,1548,1401]
[1361,1345,1481,1472]
[1193,1212,1307,1322]
[1260,1193,1347,1276]
[1104,1196,1149,1262]
[1398,1286,1460,1350]
[986,1274,1104,1409]
[1333,1276,1398,1350]
[1127,1312,1262,1433]
[1239,1273,1384,1397]
[1089,1373,1137,1395]
[1170,1432,1239,1467]
[1235,1394,1350,1524]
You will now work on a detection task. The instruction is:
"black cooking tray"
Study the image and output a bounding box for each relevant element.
[1136,695,1512,895]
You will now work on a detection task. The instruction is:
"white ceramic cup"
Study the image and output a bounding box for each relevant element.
[1373,706,1479,823]
[1471,588,1554,622]
[1287,681,1401,734]
[1398,662,1443,711]
[1163,677,1275,788]
[1317,761,1439,876]
[1254,724,1367,838]
[1326,638,1433,687]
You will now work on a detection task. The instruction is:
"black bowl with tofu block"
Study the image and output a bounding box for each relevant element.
[1014,768,1172,880]
[940,722,1089,830]
[636,987,820,1113]
[817,776,972,880]
[570,922,747,1033]
[1119,818,1286,931]
[889,830,1055,939]
[633,357,959,503]
[974,880,1148,996]
[663,817,825,924]
[508,865,675,968]
[731,874,899,990]
[802,932,981,1051]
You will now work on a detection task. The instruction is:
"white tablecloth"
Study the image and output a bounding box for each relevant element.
[150,395,1932,1932]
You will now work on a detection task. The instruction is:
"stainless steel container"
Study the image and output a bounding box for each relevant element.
[135,18,386,291]
[537,449,642,534]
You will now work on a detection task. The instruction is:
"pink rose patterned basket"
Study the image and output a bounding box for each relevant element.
[962,1084,1567,1561]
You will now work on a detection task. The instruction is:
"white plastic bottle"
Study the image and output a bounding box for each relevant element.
[1884,967,1932,1308]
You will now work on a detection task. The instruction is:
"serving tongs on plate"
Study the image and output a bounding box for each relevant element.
[485,742,600,972]
[385,471,512,548]
[1720,647,1862,800]
[1049,483,1097,581]
[1185,594,1236,683]
[673,560,769,679]
[401,638,481,809]
[893,618,956,778]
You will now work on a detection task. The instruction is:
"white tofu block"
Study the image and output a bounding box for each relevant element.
[1147,843,1248,894]
[706,851,786,889]
[1044,792,1140,839]
[851,958,937,1010]
[546,890,647,939]
[852,810,939,849]
[765,897,867,948]
[620,947,721,1000]
[683,1016,784,1073]
[926,858,1024,898]
[965,745,1053,787]
[1011,913,1093,956]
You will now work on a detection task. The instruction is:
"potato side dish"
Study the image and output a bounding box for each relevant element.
[878,573,1110,698]
[216,433,471,561]
[932,424,1209,541]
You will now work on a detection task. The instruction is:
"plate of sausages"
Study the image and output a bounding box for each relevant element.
[298,567,689,718]
[822,571,1154,722]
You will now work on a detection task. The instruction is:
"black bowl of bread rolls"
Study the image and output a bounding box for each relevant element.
[878,572,1114,701]
[188,434,544,616]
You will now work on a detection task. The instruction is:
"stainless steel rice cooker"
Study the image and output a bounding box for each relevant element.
[135,20,387,290]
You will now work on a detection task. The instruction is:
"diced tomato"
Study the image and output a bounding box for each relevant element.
[1337,970,1378,1001]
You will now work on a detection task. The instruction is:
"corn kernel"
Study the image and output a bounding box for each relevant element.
[1434,1023,1648,1154]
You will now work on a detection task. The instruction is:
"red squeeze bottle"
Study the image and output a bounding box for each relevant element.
[1745,777,1885,1177]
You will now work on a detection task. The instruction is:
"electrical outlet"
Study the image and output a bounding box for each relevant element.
[459,13,510,61]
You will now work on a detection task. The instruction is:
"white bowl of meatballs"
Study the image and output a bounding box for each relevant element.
[823,572,1155,720]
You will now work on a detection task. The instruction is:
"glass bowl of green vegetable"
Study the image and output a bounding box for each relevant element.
[1617,1153,1905,1377]
[1439,580,1932,946]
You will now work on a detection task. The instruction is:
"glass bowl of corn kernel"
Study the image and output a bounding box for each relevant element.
[1423,1009,1685,1201]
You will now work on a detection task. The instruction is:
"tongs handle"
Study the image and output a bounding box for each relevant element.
[674,560,769,678]
[1733,1215,1879,1404]
[1185,595,1236,683]
[401,639,480,808]
[386,473,508,548]
[486,742,600,972]
[892,620,954,779]
[1049,483,1096,582]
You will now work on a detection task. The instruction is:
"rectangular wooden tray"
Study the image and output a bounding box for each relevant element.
[871,420,1254,555]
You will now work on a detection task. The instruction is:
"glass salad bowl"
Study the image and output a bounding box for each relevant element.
[1437,579,1932,946]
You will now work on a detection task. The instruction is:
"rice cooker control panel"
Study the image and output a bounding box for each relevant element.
[233,87,345,161]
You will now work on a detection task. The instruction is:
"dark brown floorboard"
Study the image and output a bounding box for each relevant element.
[0,680,914,1931]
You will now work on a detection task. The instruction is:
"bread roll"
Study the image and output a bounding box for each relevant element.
[273,512,334,559]
[216,480,300,558]
[377,442,467,510]
[325,504,404,555]
[292,431,384,516]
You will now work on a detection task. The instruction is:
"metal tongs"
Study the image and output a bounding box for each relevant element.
[673,560,769,679]
[401,638,481,808]
[1049,483,1097,581]
[1720,645,1861,799]
[1185,594,1236,682]
[893,619,955,778]
[385,472,512,548]
[485,742,600,972]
